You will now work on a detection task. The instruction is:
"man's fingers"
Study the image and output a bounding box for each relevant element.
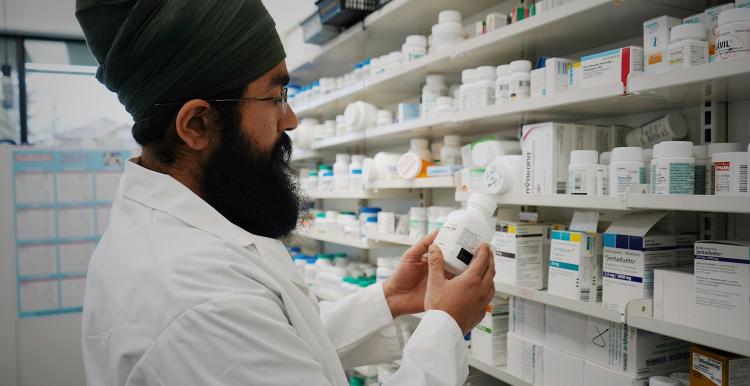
[465,244,491,279]
[427,244,446,286]
[404,231,439,261]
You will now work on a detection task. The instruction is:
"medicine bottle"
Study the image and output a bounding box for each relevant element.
[344,101,378,132]
[306,170,318,192]
[707,142,743,194]
[567,150,600,195]
[509,60,532,101]
[421,74,447,117]
[474,65,497,107]
[692,145,708,195]
[668,23,708,70]
[608,147,644,198]
[397,139,433,179]
[484,155,523,194]
[409,207,428,239]
[435,193,497,274]
[495,64,512,104]
[333,154,351,191]
[653,141,695,195]
[471,139,521,167]
[626,113,688,147]
[712,151,749,196]
[458,69,476,111]
[403,35,427,62]
[349,155,365,191]
[716,8,750,61]
[318,164,334,192]
[441,135,463,166]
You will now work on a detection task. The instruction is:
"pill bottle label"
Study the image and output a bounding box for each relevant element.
[510,80,531,101]
[410,218,427,239]
[668,42,707,69]
[716,26,750,61]
[714,161,749,195]
[655,162,694,195]
[496,83,510,102]
[612,166,641,197]
[436,222,482,267]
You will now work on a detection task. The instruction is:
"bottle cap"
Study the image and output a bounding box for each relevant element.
[670,23,705,42]
[657,141,693,158]
[411,138,429,149]
[405,34,428,46]
[570,150,599,165]
[476,66,497,81]
[496,64,511,77]
[718,8,750,27]
[648,376,679,386]
[425,74,445,85]
[510,60,532,72]
[692,145,708,160]
[467,193,497,216]
[461,69,477,84]
[611,147,643,163]
[438,10,462,24]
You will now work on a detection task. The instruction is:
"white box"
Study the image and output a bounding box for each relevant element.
[705,4,736,62]
[568,61,582,90]
[548,230,600,302]
[643,16,682,74]
[530,68,545,98]
[676,233,698,268]
[653,268,696,327]
[602,212,677,313]
[471,299,509,366]
[545,58,574,95]
[544,346,584,386]
[584,360,662,386]
[694,241,750,340]
[509,296,545,343]
[507,331,544,385]
[585,317,690,376]
[683,13,706,25]
[492,221,546,289]
[485,13,508,33]
[581,46,644,92]
[544,305,587,357]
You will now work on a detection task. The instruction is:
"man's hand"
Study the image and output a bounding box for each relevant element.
[382,232,439,318]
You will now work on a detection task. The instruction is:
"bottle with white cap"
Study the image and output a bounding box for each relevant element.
[668,22,708,70]
[670,372,689,386]
[707,142,743,194]
[567,150,601,195]
[484,155,523,194]
[495,64,512,104]
[403,35,427,62]
[349,155,366,191]
[441,135,463,166]
[649,375,680,386]
[397,139,433,180]
[653,141,695,195]
[608,147,644,198]
[435,193,497,274]
[458,69,477,111]
[421,74,447,117]
[474,65,497,107]
[409,207,428,239]
[626,113,688,147]
[509,60,532,101]
[333,154,351,191]
[693,145,708,195]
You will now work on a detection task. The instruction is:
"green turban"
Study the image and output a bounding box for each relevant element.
[76,0,286,122]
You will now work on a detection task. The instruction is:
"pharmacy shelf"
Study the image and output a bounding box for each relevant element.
[305,189,417,200]
[368,176,455,190]
[366,231,415,247]
[455,191,628,211]
[295,231,375,249]
[627,193,750,214]
[468,356,533,386]
[291,148,320,162]
[494,281,622,323]
[310,131,366,150]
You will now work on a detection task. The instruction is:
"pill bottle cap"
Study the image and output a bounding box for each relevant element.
[611,147,643,163]
[444,135,461,146]
[496,64,512,77]
[411,138,429,149]
[425,74,446,85]
[658,141,693,158]
[461,69,477,84]
[570,150,599,165]
[405,34,428,46]
[670,23,705,42]
[510,60,532,72]
[438,10,462,24]
[599,151,611,165]
[642,148,653,162]
[467,193,497,217]
[476,66,497,81]
[718,8,750,27]
[410,207,427,216]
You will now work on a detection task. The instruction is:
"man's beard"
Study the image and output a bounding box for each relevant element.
[200,120,302,239]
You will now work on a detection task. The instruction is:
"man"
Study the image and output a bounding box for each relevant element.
[76,1,495,385]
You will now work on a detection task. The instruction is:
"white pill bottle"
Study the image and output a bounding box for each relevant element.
[435,193,497,274]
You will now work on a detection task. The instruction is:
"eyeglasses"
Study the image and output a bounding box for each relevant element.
[154,87,289,114]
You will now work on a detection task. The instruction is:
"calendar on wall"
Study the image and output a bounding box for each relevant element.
[11,149,130,318]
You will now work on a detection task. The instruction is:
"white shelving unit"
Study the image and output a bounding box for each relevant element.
[467,357,533,386]
[366,231,415,247]
[291,148,320,162]
[455,191,628,211]
[295,230,374,249]
[306,189,417,200]
[368,176,455,190]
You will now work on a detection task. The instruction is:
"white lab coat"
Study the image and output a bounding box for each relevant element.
[82,160,469,386]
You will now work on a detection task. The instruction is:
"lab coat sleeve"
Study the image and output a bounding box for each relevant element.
[384,310,470,386]
[318,282,404,369]
[125,294,335,386]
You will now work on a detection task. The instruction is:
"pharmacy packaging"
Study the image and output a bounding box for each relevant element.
[435,193,497,274]
[485,12,507,33]
[545,57,574,95]
[484,155,523,195]
[568,150,603,195]
[653,268,696,326]
[548,230,600,302]
[668,22,708,70]
[397,102,420,123]
[674,211,698,267]
[626,113,688,148]
[707,143,744,194]
[471,137,521,167]
[690,345,750,386]
[544,306,587,357]
[507,332,543,385]
[712,152,749,196]
[609,146,645,198]
[643,16,682,74]
[717,8,750,60]
[581,46,644,92]
[530,67,545,98]
[684,13,705,25]
[583,360,674,386]
[705,3,737,62]
[491,221,546,289]
[471,298,510,366]
[458,167,489,193]
[402,34,427,62]
[568,61,582,90]
[694,241,750,340]
[509,296,545,343]
[602,212,676,313]
[544,345,584,386]
[653,141,695,195]
[585,316,691,376]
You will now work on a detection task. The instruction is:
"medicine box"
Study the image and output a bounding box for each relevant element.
[509,296,545,343]
[585,316,691,376]
[548,230,600,302]
[580,46,644,92]
[602,212,676,314]
[471,298,509,366]
[544,305,587,357]
[705,4,736,62]
[544,345,584,386]
[507,331,544,385]
[683,13,705,25]
[492,221,546,289]
[545,58,574,95]
[485,13,508,33]
[694,241,750,340]
[690,345,750,386]
[583,360,670,386]
[653,268,696,327]
[643,16,682,74]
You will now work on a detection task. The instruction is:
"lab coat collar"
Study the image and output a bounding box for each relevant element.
[120,159,259,248]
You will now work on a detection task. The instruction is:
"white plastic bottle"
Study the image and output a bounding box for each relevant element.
[707,142,743,194]
[333,154,351,191]
[458,69,477,111]
[625,113,688,147]
[483,155,523,194]
[349,155,365,191]
[319,165,334,192]
[474,65,497,107]
[608,147,644,198]
[397,139,433,180]
[403,35,428,62]
[567,150,599,195]
[421,74,447,117]
[653,141,695,195]
[409,207,428,240]
[495,64,512,104]
[441,135,463,166]
[649,376,680,386]
[509,60,532,101]
[435,193,497,275]
[668,22,708,70]
[716,8,750,61]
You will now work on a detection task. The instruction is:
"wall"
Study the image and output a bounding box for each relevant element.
[3,0,83,38]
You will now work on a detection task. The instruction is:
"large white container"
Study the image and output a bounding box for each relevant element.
[608,147,644,198]
[626,113,687,147]
[495,64,512,104]
[653,141,694,195]
[716,8,750,61]
[435,193,497,274]
[421,74,447,116]
[668,22,708,70]
[567,150,600,195]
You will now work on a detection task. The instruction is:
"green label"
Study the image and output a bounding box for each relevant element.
[476,325,492,334]
[669,163,694,194]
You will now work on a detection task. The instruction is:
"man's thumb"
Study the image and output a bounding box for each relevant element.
[427,244,446,285]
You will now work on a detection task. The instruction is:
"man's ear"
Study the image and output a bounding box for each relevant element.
[174,100,217,151]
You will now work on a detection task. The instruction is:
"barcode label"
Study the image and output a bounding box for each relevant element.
[741,165,748,193]
[574,173,583,190]
[579,288,590,302]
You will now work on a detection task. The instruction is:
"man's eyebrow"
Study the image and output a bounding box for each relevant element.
[269,73,290,90]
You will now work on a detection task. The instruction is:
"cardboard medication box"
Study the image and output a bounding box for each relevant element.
[544,305,587,357]
[694,241,750,340]
[583,360,672,386]
[509,296,545,343]
[492,221,546,289]
[545,58,574,95]
[544,345,584,386]
[643,16,682,74]
[653,268,696,327]
[507,331,544,385]
[585,316,691,376]
[580,46,644,92]
[690,345,750,386]
[471,299,509,366]
[548,230,601,302]
[602,212,676,313]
